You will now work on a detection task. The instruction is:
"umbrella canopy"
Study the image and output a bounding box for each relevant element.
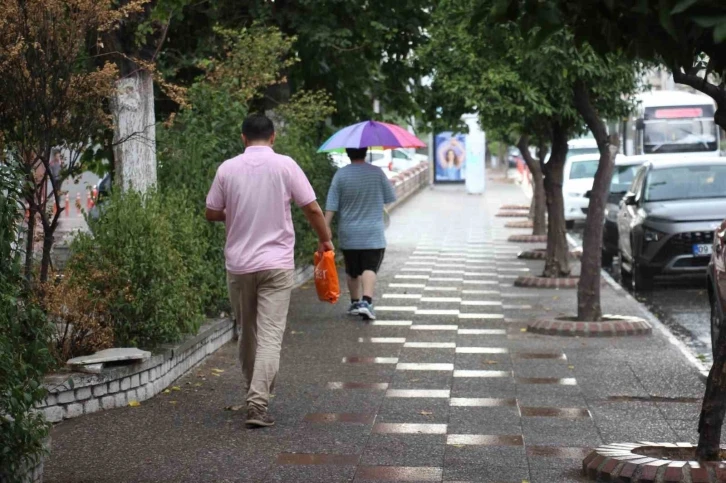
[318,120,426,153]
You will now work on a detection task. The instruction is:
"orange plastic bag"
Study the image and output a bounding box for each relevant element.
[314,250,340,304]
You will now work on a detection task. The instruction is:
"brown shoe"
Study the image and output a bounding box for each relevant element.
[246,405,275,428]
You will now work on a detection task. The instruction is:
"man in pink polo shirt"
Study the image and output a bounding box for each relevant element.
[205,114,333,428]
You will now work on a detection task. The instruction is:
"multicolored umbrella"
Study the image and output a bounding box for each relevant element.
[318,120,427,153]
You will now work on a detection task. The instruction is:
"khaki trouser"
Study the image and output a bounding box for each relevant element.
[227,269,294,410]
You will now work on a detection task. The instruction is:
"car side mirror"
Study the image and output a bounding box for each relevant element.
[623,193,637,206]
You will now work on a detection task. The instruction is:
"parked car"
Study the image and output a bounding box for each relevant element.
[618,158,726,290]
[602,155,651,266]
[563,153,603,228]
[331,148,423,180]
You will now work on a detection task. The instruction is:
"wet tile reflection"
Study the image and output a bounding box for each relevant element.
[403,342,456,348]
[303,413,376,424]
[386,389,451,398]
[355,466,443,481]
[458,329,507,335]
[342,357,398,364]
[326,382,389,390]
[446,434,524,446]
[276,453,361,465]
[520,407,591,419]
[516,377,577,385]
[373,423,448,434]
[527,446,592,459]
[396,363,455,371]
[450,398,517,407]
[453,370,512,378]
[455,347,509,354]
[357,337,407,344]
[512,353,567,360]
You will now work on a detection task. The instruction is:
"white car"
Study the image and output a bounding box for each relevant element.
[563,153,623,228]
[330,149,426,180]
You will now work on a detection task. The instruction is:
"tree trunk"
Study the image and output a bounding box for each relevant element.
[542,123,570,278]
[39,232,54,283]
[112,70,157,193]
[24,207,36,281]
[517,136,546,236]
[574,82,618,321]
[698,332,726,460]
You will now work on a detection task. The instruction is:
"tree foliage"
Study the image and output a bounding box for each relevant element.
[493,0,726,126]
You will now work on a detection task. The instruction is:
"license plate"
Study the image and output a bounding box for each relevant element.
[693,244,713,256]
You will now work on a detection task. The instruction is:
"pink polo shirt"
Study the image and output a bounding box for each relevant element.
[206,146,317,274]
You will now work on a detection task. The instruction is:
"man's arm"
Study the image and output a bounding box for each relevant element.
[205,208,225,222]
[301,201,334,252]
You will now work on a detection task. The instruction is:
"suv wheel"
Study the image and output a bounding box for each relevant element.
[632,263,654,291]
[711,293,724,359]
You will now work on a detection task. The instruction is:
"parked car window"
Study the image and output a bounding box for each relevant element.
[610,164,641,194]
[645,165,726,202]
[569,160,599,179]
[370,153,385,162]
[392,150,409,159]
[566,147,599,159]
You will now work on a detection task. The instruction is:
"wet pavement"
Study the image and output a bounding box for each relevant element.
[45,180,709,483]
[570,227,712,366]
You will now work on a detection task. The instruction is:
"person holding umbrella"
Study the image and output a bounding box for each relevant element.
[320,121,426,320]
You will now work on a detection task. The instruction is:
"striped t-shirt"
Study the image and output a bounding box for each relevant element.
[325,163,397,250]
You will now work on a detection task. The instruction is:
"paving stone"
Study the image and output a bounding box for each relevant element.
[100,395,115,410]
[84,399,100,415]
[43,406,63,423]
[108,380,120,393]
[64,403,83,419]
[92,384,108,397]
[56,390,74,404]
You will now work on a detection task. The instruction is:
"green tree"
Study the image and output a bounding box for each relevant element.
[493,0,726,460]
[420,0,639,320]
[155,0,433,124]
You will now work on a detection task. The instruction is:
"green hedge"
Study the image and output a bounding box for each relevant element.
[0,164,54,482]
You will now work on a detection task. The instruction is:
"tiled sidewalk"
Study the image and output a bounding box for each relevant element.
[46,181,707,483]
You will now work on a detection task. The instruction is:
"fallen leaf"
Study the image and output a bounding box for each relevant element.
[568,365,575,370]
[211,368,225,373]
[225,404,245,411]
[484,360,499,365]
[269,394,276,398]
[451,444,465,448]
[171,386,181,391]
[211,373,221,377]
[552,296,559,301]
[290,330,304,335]
[163,389,171,394]
[419,410,433,416]
[128,400,140,407]
[169,401,178,405]
[520,328,527,332]
[194,383,203,387]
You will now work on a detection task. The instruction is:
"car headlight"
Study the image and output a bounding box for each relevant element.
[643,227,666,243]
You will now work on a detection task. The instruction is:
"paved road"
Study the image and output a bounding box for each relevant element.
[45,181,706,483]
[569,227,712,366]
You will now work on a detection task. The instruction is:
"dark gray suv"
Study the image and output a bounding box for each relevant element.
[617,158,726,290]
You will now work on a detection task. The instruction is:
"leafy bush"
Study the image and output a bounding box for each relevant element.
[0,164,54,482]
[67,190,204,349]
[158,27,337,285]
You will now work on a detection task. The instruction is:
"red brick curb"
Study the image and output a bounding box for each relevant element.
[528,315,651,337]
[514,276,581,289]
[505,220,534,228]
[518,249,581,260]
[507,234,548,243]
[500,204,530,210]
[496,211,529,218]
[583,443,725,482]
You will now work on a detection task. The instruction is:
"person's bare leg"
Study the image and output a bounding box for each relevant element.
[361,270,377,300]
[347,275,362,301]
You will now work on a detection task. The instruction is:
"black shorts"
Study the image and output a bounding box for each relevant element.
[342,249,386,278]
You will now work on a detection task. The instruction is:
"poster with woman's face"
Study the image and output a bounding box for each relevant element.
[435,132,466,182]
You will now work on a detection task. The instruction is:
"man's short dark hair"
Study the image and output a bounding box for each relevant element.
[242,114,275,141]
[346,147,368,161]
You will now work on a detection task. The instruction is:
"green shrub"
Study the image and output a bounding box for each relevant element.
[0,164,54,482]
[68,190,204,348]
